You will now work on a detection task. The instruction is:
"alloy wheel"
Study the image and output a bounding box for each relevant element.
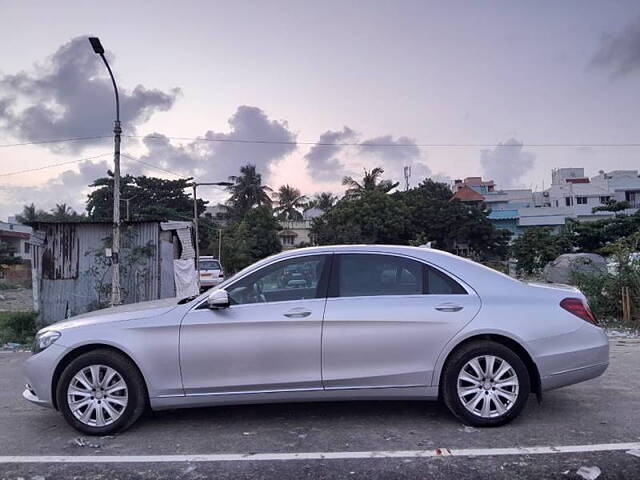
[456,355,519,418]
[67,365,129,427]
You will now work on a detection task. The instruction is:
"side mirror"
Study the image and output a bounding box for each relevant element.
[207,289,230,309]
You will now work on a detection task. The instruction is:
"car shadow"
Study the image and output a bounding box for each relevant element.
[143,399,456,427]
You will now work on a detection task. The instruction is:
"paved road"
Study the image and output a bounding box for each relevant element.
[0,337,639,479]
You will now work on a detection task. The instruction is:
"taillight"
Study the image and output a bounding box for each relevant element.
[560,297,598,325]
[219,270,224,277]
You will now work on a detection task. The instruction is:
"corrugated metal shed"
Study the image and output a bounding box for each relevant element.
[31,221,182,325]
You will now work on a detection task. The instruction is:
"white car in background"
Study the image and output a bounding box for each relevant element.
[199,256,224,290]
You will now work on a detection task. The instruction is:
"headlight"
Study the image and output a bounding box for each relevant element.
[33,331,61,353]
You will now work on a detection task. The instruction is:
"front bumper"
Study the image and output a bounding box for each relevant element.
[22,343,68,409]
[23,384,51,408]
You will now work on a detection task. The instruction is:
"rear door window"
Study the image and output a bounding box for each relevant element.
[336,254,423,297]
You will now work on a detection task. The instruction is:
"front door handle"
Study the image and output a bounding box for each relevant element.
[283,308,312,318]
[435,304,463,312]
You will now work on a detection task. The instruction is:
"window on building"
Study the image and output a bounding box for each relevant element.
[281,235,295,246]
[600,196,611,203]
[23,242,30,254]
[565,197,573,206]
[576,196,587,205]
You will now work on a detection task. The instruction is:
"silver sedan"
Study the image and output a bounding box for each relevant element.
[23,245,609,435]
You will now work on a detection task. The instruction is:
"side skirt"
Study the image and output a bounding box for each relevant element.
[150,386,438,411]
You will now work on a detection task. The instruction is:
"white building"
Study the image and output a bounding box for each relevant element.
[466,168,640,238]
[278,208,323,250]
[0,218,32,261]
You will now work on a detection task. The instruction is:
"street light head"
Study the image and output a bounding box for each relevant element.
[88,37,105,54]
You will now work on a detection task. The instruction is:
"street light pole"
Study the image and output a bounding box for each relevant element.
[89,37,122,306]
[121,196,137,222]
[190,181,232,289]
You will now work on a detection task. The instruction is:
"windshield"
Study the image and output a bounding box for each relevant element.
[199,260,221,270]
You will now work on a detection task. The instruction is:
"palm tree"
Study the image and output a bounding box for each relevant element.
[50,203,77,221]
[226,164,272,217]
[306,192,338,212]
[342,167,399,198]
[274,184,307,220]
[16,203,40,224]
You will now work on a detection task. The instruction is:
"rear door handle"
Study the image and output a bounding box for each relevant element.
[284,308,312,318]
[435,304,463,312]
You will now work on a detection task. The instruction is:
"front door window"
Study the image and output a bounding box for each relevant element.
[227,255,328,305]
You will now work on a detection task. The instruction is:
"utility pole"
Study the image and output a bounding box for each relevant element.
[89,37,122,306]
[218,229,223,263]
[190,181,232,289]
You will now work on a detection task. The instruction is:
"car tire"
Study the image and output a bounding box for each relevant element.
[442,340,530,427]
[56,349,147,435]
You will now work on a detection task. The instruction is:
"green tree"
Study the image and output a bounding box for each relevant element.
[274,184,306,220]
[219,205,282,273]
[306,192,338,212]
[342,167,399,198]
[311,189,410,245]
[592,199,632,213]
[226,165,272,218]
[397,179,508,258]
[510,227,567,275]
[49,203,85,222]
[15,203,51,224]
[570,213,640,253]
[86,173,206,221]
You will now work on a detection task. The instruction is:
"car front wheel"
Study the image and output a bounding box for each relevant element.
[443,340,530,427]
[56,349,146,435]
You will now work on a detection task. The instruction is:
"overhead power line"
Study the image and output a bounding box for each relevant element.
[0,153,112,178]
[4,133,640,149]
[131,135,640,148]
[0,135,112,148]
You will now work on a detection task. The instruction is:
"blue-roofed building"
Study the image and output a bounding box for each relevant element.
[487,209,519,237]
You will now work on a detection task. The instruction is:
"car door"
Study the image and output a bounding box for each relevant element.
[322,253,481,390]
[180,254,330,395]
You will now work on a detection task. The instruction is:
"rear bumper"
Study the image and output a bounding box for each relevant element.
[528,323,609,392]
[200,278,224,287]
[540,362,608,391]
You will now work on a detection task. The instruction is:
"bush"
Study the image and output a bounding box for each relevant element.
[0,311,38,345]
[570,233,640,325]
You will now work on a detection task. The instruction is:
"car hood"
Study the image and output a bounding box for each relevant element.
[44,298,180,332]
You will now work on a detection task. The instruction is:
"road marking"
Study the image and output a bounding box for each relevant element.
[1,442,640,463]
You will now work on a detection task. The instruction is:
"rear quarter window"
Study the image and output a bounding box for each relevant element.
[425,266,467,294]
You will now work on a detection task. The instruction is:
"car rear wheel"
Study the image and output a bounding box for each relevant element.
[442,340,530,427]
[57,349,146,435]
